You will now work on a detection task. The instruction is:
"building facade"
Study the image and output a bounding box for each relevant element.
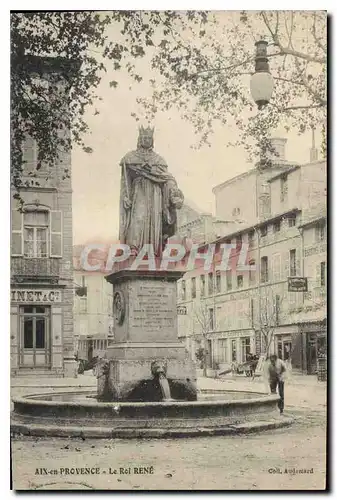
[177,145,326,375]
[10,57,78,377]
[73,246,114,352]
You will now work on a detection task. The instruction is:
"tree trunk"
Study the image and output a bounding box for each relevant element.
[203,352,207,377]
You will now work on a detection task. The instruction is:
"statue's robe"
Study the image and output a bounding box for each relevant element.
[119,148,182,256]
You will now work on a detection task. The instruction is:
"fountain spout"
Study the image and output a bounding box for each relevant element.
[158,372,172,401]
[151,360,173,401]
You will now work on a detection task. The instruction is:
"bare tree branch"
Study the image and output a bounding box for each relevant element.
[261,11,326,65]
[312,12,326,53]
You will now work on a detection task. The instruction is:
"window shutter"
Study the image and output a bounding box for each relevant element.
[284,252,290,279]
[296,254,301,277]
[50,211,62,257]
[315,263,321,287]
[11,210,23,256]
[272,254,281,281]
[22,135,37,171]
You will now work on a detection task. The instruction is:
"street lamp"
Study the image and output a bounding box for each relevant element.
[250,40,274,110]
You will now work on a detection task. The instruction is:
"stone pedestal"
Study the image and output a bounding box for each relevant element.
[97,269,197,401]
[63,357,78,378]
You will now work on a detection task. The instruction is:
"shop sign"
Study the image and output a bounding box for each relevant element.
[288,277,308,292]
[11,289,61,303]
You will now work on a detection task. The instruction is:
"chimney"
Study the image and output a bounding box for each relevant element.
[269,137,287,162]
[310,126,318,163]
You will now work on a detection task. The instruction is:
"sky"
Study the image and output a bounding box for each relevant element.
[71,12,323,245]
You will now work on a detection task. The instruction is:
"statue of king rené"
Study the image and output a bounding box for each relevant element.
[119,126,184,256]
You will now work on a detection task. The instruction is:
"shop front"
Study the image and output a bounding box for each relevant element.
[209,330,255,370]
[273,325,300,368]
[11,287,66,376]
[301,321,327,375]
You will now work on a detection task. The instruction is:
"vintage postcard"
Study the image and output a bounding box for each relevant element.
[10,9,327,491]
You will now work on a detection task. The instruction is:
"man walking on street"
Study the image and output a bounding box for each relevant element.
[266,354,287,414]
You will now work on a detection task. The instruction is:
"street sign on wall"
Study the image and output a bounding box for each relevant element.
[177,306,187,315]
[288,277,308,292]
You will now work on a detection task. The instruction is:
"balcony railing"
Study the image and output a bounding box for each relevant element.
[11,257,60,284]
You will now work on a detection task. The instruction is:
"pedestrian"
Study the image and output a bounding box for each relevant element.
[251,354,259,381]
[246,352,253,377]
[266,354,287,414]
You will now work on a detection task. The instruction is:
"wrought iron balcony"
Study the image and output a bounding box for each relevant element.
[11,257,60,284]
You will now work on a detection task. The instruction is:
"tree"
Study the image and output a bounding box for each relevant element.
[10,11,206,200]
[139,11,327,159]
[193,301,214,376]
[250,287,283,357]
[11,11,327,199]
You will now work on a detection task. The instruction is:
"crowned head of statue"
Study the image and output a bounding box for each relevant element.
[137,125,154,150]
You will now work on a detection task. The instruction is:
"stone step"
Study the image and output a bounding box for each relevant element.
[12,370,62,377]
[11,417,293,439]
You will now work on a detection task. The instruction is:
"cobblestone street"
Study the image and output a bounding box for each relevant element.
[11,374,327,490]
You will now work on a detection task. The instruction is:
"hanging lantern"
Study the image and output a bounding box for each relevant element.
[250,40,274,109]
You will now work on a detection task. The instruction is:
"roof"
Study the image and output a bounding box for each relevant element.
[213,160,300,193]
[212,168,255,194]
[267,165,300,183]
[184,198,210,215]
[299,213,327,229]
[197,208,301,249]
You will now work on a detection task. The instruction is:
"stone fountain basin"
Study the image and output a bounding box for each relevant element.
[11,389,293,438]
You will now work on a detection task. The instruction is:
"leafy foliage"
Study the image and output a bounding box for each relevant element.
[11,11,327,199]
[140,11,327,160]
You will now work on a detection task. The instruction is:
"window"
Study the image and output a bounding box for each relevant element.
[236,234,242,249]
[209,308,215,331]
[241,338,251,362]
[231,339,237,362]
[216,271,221,293]
[24,211,48,257]
[260,225,267,237]
[208,272,214,295]
[217,339,228,363]
[261,256,269,283]
[288,215,297,227]
[289,249,297,277]
[181,281,186,301]
[79,298,87,313]
[275,295,281,325]
[250,298,255,327]
[248,230,255,247]
[321,262,326,287]
[22,135,38,169]
[20,306,50,352]
[200,275,205,297]
[280,174,288,202]
[237,275,243,289]
[191,277,196,298]
[12,209,61,258]
[273,220,281,233]
[315,221,326,242]
[249,260,256,285]
[226,270,232,291]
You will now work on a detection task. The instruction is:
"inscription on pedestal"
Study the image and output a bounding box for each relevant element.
[131,283,174,331]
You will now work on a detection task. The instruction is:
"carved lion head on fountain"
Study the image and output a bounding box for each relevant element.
[151,359,168,377]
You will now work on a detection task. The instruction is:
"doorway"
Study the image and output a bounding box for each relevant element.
[87,340,93,362]
[307,333,326,374]
[276,337,292,361]
[19,305,51,367]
